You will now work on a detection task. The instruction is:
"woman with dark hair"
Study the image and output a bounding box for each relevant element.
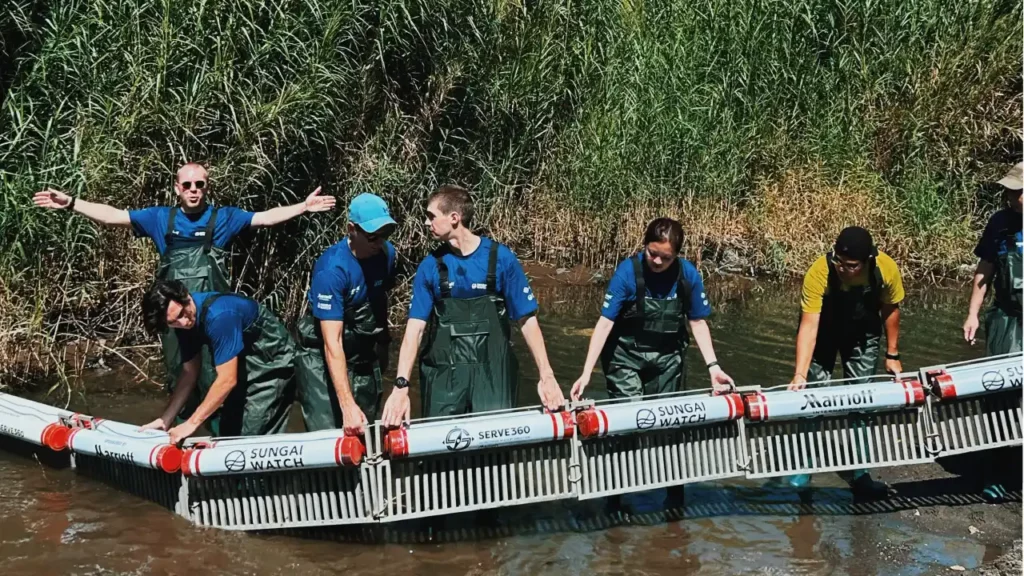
[571,217,734,402]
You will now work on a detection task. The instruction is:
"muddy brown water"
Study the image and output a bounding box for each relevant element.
[1,280,1021,575]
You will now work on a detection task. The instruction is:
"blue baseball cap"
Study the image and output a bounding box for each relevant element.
[348,193,397,232]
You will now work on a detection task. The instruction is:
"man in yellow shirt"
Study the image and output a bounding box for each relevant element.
[786,226,905,497]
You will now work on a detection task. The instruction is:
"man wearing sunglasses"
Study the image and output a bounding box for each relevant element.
[295,193,398,436]
[957,161,1023,502]
[33,162,334,434]
[139,279,297,444]
[380,185,565,427]
[785,225,905,497]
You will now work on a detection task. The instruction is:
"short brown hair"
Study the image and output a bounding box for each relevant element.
[429,185,475,227]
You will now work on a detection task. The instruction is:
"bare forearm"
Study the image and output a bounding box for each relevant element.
[689,319,721,365]
[251,202,305,227]
[160,365,198,425]
[580,317,615,377]
[968,262,994,317]
[794,315,820,379]
[187,375,238,426]
[74,199,131,226]
[520,315,554,378]
[324,341,356,408]
[396,322,426,380]
[882,305,901,354]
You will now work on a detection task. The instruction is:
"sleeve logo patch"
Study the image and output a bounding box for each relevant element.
[317,294,333,302]
[316,303,332,310]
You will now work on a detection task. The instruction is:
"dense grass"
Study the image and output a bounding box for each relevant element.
[0,0,1020,382]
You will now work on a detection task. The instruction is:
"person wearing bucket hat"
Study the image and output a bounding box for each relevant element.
[33,164,334,436]
[958,161,1023,503]
[964,162,1023,355]
[784,225,907,499]
[295,193,399,435]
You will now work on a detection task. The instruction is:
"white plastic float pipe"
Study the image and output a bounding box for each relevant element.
[927,355,1023,400]
[67,427,181,473]
[181,432,365,476]
[575,393,744,439]
[744,378,925,423]
[0,392,74,419]
[384,410,575,458]
[0,399,72,450]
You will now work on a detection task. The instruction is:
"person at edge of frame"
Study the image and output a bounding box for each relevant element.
[955,161,1023,503]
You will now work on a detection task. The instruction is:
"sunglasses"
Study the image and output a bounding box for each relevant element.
[179,180,206,190]
[830,255,863,272]
[357,226,390,243]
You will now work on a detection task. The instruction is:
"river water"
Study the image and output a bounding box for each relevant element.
[1,279,1020,575]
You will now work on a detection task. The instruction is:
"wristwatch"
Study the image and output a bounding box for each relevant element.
[885,352,901,361]
[394,376,409,390]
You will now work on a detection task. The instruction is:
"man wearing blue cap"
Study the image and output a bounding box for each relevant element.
[295,193,399,434]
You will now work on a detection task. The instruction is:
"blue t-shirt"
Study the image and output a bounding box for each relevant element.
[308,239,397,322]
[601,253,711,321]
[129,205,254,255]
[975,208,1023,263]
[409,237,537,322]
[178,292,260,366]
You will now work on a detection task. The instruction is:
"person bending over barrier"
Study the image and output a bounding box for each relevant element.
[140,280,297,444]
[296,193,398,435]
[35,163,333,434]
[380,185,565,427]
[570,217,735,401]
[786,226,904,497]
[959,161,1023,502]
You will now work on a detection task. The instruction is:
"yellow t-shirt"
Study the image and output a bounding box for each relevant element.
[800,251,905,314]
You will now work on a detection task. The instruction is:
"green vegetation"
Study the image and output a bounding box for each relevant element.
[0,0,1020,382]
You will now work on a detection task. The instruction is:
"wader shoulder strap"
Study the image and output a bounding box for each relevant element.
[198,293,227,327]
[825,251,840,297]
[1005,228,1021,257]
[676,258,692,319]
[867,247,882,306]
[486,240,499,294]
[203,207,219,253]
[433,248,451,299]
[632,256,645,321]
[164,207,179,244]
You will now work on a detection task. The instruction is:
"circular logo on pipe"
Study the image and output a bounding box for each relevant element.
[636,409,656,430]
[982,371,1005,391]
[443,428,473,452]
[224,450,246,472]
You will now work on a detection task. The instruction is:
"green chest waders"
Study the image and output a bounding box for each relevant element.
[601,257,692,399]
[807,251,883,384]
[986,230,1023,355]
[600,257,692,516]
[197,294,296,436]
[800,252,884,487]
[156,207,231,431]
[418,242,518,418]
[295,296,386,432]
